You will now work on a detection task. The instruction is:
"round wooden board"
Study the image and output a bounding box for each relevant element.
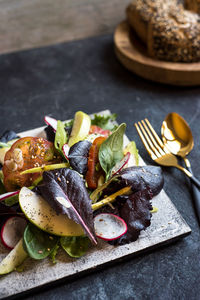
[114,21,200,86]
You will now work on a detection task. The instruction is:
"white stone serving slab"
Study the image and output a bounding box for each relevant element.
[0,110,191,299]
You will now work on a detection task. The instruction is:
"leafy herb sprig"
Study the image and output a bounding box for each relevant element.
[98,123,126,180]
[54,120,68,157]
[91,113,117,131]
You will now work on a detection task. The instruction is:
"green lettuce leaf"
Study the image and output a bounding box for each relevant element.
[49,243,60,264]
[3,194,19,206]
[98,123,126,180]
[23,224,59,260]
[0,170,6,195]
[91,113,117,131]
[54,120,68,157]
[60,236,90,258]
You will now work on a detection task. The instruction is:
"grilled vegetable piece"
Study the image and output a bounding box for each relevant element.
[86,136,106,189]
[3,137,60,191]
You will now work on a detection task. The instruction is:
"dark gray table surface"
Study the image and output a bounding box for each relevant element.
[0,34,200,300]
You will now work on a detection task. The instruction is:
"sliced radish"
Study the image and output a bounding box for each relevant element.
[0,190,19,202]
[94,213,127,241]
[110,152,131,177]
[62,143,70,160]
[1,216,27,249]
[44,116,57,132]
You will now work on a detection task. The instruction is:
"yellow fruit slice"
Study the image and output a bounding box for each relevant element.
[19,187,84,237]
[0,239,27,275]
[68,111,91,147]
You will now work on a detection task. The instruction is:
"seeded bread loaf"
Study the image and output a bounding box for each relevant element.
[185,0,200,14]
[126,0,174,45]
[127,0,200,62]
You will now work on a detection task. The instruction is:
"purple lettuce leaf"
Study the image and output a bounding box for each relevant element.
[102,166,164,198]
[118,166,164,196]
[0,202,20,216]
[68,140,92,175]
[38,168,97,245]
[44,125,55,142]
[93,166,163,245]
[114,189,153,244]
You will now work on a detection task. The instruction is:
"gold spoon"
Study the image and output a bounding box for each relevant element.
[161,112,200,223]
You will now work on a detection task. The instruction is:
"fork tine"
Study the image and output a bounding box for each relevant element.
[144,119,170,154]
[135,123,157,160]
[145,119,164,147]
[141,119,165,156]
[135,122,160,159]
[137,121,162,158]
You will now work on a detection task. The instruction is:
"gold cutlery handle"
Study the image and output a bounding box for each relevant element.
[176,164,200,190]
[183,158,200,224]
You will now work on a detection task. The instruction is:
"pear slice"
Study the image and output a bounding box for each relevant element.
[68,111,91,147]
[0,238,27,275]
[19,187,84,236]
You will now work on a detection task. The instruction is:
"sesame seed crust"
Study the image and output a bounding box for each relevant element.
[127,0,200,62]
[185,0,200,14]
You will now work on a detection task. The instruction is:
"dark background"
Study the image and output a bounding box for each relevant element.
[0,34,200,300]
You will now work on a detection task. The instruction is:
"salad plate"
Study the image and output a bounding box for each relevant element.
[0,110,191,299]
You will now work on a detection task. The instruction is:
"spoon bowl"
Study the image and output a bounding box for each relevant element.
[161,112,200,224]
[161,112,194,158]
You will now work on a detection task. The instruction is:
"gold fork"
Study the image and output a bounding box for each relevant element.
[135,118,200,189]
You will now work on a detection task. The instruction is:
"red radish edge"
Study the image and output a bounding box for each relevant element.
[62,144,70,160]
[44,116,57,132]
[94,213,127,241]
[111,152,131,177]
[0,190,19,202]
[0,216,27,249]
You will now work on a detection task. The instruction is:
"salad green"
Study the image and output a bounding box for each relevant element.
[91,113,117,131]
[60,236,90,258]
[0,111,164,275]
[99,123,126,180]
[23,224,59,260]
[54,120,68,157]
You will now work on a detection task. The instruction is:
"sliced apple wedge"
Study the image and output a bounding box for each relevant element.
[0,238,27,275]
[68,111,91,147]
[19,187,84,236]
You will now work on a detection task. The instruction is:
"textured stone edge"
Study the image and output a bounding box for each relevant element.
[0,110,191,299]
